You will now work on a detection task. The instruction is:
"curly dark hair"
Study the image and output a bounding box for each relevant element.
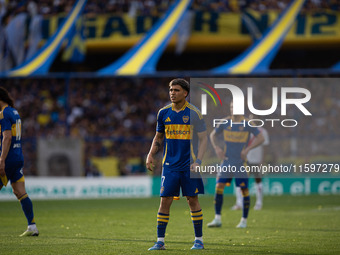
[0,87,14,107]
[169,78,190,96]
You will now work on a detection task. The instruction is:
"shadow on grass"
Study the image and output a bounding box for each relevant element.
[55,236,263,249]
[16,236,310,254]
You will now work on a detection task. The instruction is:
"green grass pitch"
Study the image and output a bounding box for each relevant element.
[1,195,340,254]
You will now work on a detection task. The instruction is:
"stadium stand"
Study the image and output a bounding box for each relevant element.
[0,75,339,177]
[0,0,339,176]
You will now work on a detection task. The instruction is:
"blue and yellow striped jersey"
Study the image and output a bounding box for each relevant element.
[157,101,206,172]
[215,117,259,164]
[0,106,24,163]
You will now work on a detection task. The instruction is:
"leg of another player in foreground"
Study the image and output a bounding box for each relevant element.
[231,186,243,210]
[12,178,39,236]
[236,187,250,228]
[148,196,173,250]
[254,177,263,210]
[207,182,225,228]
[187,196,204,250]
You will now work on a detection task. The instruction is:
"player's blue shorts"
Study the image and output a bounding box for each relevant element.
[160,169,204,197]
[0,160,24,186]
[217,177,248,188]
[216,160,248,188]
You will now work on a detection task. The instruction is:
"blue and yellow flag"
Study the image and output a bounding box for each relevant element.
[8,0,87,76]
[99,0,192,75]
[62,16,86,63]
[212,0,305,74]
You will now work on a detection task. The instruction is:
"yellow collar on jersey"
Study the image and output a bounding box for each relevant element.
[1,105,8,111]
[172,101,188,112]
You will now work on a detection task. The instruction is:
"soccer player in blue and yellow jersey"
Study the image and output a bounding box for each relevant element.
[0,87,39,236]
[146,78,208,250]
[207,102,264,229]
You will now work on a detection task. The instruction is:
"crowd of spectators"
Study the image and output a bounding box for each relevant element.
[1,0,339,17]
[0,76,339,177]
[0,77,171,176]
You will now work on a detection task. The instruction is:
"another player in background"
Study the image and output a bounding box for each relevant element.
[232,115,270,211]
[146,78,207,250]
[0,87,39,236]
[207,102,264,229]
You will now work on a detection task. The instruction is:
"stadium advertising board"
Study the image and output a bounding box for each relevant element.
[0,177,152,200]
[150,177,340,196]
[1,177,338,200]
[213,178,340,196]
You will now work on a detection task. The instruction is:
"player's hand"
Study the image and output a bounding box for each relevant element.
[241,148,249,161]
[190,162,200,173]
[214,146,224,160]
[146,154,155,171]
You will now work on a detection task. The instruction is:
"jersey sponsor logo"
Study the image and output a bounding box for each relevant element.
[165,124,191,140]
[165,117,171,122]
[223,130,249,143]
[182,116,189,123]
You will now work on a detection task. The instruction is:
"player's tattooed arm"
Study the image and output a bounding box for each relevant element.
[154,141,161,154]
[146,132,164,171]
[150,132,164,155]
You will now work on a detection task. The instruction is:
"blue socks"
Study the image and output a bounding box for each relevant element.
[214,187,224,215]
[157,212,169,238]
[191,209,203,237]
[242,190,250,219]
[19,193,35,225]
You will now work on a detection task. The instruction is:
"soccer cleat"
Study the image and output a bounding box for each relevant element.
[148,241,165,250]
[236,219,247,228]
[191,240,204,250]
[231,204,242,210]
[207,218,222,228]
[254,204,262,210]
[20,226,39,237]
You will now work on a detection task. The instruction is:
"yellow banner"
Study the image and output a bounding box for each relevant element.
[42,10,340,50]
[91,156,119,176]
